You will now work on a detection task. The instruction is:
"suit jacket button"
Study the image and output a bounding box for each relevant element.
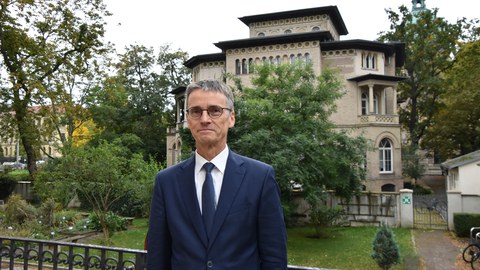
[207,260,213,268]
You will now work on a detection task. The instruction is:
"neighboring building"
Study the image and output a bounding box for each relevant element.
[441,150,480,197]
[0,106,67,162]
[167,5,407,192]
[441,150,480,229]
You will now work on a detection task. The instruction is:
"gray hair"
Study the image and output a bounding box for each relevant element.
[186,80,234,110]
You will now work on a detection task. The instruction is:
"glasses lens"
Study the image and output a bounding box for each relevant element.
[208,106,223,117]
[188,107,202,118]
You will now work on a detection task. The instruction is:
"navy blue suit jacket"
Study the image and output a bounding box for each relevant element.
[147,150,287,270]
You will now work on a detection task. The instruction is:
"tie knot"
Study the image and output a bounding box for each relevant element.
[203,162,215,173]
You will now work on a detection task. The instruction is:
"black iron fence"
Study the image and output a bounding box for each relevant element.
[1,236,146,269]
[1,236,324,270]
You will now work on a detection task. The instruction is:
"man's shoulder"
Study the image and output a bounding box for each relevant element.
[157,156,194,177]
[230,151,272,170]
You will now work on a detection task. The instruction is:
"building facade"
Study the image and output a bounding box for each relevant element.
[167,6,407,192]
[1,106,66,162]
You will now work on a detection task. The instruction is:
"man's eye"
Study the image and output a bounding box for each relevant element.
[210,107,222,113]
[191,108,202,114]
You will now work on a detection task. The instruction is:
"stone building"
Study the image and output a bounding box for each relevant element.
[167,5,406,192]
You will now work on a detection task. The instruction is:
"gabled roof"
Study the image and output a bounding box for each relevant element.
[440,150,480,170]
[238,6,348,36]
[214,31,333,51]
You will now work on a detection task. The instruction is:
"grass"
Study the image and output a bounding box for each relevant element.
[288,226,416,269]
[88,218,149,249]
[95,219,416,270]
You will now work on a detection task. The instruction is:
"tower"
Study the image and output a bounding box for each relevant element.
[412,0,427,23]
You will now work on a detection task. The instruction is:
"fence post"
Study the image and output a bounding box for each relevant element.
[399,189,413,228]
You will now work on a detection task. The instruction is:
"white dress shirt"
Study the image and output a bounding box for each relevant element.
[194,146,229,213]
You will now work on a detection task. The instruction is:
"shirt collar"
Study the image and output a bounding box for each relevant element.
[195,146,229,174]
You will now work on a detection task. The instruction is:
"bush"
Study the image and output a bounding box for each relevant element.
[88,211,128,236]
[309,205,345,238]
[453,213,480,237]
[371,223,400,270]
[4,194,37,225]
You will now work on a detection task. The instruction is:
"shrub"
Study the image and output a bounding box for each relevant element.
[4,194,36,225]
[309,205,345,238]
[453,213,480,237]
[39,198,56,227]
[88,211,128,236]
[371,223,400,270]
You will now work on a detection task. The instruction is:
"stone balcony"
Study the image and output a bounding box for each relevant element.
[359,114,399,125]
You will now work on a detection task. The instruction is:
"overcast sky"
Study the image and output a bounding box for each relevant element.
[103,0,478,57]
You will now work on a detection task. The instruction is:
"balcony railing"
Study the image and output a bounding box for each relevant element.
[1,236,325,270]
[359,114,398,124]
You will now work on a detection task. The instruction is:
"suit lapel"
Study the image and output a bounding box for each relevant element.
[179,156,209,247]
[208,151,245,247]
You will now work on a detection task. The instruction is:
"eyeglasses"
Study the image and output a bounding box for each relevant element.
[186,105,232,119]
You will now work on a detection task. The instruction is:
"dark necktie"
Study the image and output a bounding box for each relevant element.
[202,162,216,238]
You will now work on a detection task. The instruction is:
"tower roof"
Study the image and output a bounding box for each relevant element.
[238,6,348,36]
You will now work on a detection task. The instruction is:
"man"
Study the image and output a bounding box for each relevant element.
[147,80,287,269]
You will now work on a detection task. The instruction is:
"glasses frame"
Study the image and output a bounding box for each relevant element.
[186,105,232,119]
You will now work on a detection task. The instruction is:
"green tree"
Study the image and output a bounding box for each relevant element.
[34,141,161,238]
[379,6,478,148]
[401,144,425,184]
[371,223,401,270]
[88,44,190,162]
[227,63,367,211]
[422,40,480,159]
[0,0,110,175]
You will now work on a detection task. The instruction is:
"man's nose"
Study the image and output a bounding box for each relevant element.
[199,110,212,121]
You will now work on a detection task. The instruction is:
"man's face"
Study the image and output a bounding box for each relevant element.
[187,90,235,149]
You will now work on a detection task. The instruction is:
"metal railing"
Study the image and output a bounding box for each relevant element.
[1,236,325,270]
[1,236,146,269]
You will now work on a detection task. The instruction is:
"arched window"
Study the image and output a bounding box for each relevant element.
[290,54,295,64]
[379,138,393,173]
[235,59,241,75]
[362,52,378,70]
[305,53,311,64]
[284,29,292,34]
[381,184,396,192]
[275,55,281,65]
[269,56,275,65]
[248,58,254,74]
[312,26,320,31]
[297,53,303,62]
[241,59,248,74]
[258,32,265,37]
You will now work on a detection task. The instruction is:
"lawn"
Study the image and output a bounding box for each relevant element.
[93,218,416,270]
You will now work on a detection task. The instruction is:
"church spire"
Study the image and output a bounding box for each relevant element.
[412,0,427,23]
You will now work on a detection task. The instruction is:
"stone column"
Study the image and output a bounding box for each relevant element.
[368,84,374,114]
[399,189,414,228]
